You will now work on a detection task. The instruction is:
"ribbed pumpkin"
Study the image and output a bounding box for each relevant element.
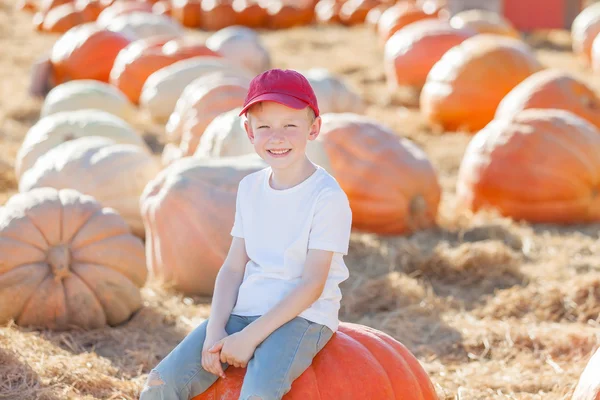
[377,1,439,43]
[0,187,147,331]
[191,322,438,399]
[200,0,238,31]
[264,0,315,29]
[456,109,600,223]
[103,11,185,40]
[96,0,153,26]
[40,3,89,33]
[194,112,442,235]
[384,19,475,89]
[41,79,137,123]
[232,0,268,28]
[303,68,365,114]
[449,9,520,38]
[171,0,203,27]
[15,109,147,179]
[165,72,250,157]
[140,57,252,123]
[495,69,600,130]
[205,26,272,74]
[109,35,220,104]
[572,3,600,65]
[140,154,266,295]
[420,34,543,132]
[49,23,132,86]
[572,348,600,400]
[19,137,161,238]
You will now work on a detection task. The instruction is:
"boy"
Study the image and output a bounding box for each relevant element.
[140,69,353,400]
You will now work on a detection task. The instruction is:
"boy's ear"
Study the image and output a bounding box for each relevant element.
[308,116,322,141]
[244,119,255,144]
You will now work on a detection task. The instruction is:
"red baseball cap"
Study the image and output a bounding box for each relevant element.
[239,69,319,117]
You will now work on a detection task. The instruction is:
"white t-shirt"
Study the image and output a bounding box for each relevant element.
[230,164,352,332]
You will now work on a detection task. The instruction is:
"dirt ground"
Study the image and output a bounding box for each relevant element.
[1,1,600,399]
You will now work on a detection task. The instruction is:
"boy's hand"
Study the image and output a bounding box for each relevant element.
[202,329,229,379]
[209,331,258,369]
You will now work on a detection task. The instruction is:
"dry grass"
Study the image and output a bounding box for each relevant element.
[2,1,600,399]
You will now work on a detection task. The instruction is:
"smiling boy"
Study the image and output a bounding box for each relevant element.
[140,69,352,400]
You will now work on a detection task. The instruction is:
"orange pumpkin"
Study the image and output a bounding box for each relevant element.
[171,0,202,27]
[17,0,38,13]
[0,187,147,331]
[449,9,520,38]
[365,4,390,31]
[200,0,238,30]
[384,19,475,89]
[109,35,220,104]
[572,3,600,65]
[419,34,543,132]
[377,1,439,43]
[338,0,379,26]
[457,109,600,223]
[317,113,440,234]
[232,0,268,27]
[96,1,153,25]
[40,3,88,33]
[572,348,600,400]
[74,0,104,20]
[191,322,438,399]
[314,0,341,24]
[39,0,72,14]
[50,23,132,86]
[495,69,600,130]
[141,154,266,295]
[264,0,315,29]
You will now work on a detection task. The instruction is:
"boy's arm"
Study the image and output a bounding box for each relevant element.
[206,237,249,336]
[241,248,333,346]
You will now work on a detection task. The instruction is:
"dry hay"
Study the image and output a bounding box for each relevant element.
[2,1,600,399]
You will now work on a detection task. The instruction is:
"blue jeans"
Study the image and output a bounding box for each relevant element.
[139,314,334,400]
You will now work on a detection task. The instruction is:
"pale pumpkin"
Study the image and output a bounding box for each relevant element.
[572,348,600,400]
[194,112,441,235]
[109,35,220,104]
[205,26,272,75]
[152,0,172,16]
[0,187,147,331]
[191,322,438,399]
[15,109,147,179]
[103,11,185,40]
[95,1,153,26]
[19,137,161,238]
[49,22,132,86]
[572,2,600,65]
[420,34,543,132]
[165,71,251,156]
[384,19,475,89]
[41,79,137,123]
[140,154,267,295]
[456,109,600,223]
[449,9,520,38]
[140,56,253,123]
[304,68,366,114]
[495,69,600,130]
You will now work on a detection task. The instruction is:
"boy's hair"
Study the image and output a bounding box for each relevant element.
[239,69,319,118]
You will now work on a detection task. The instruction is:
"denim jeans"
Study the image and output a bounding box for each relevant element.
[139,314,334,400]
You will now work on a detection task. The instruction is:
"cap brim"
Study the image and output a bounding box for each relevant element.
[238,93,309,116]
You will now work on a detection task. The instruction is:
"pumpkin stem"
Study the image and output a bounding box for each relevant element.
[47,245,71,281]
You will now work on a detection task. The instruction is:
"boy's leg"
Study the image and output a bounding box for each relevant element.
[140,314,249,400]
[238,317,334,400]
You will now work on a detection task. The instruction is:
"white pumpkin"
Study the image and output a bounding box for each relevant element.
[205,26,271,75]
[103,12,185,40]
[303,68,366,114]
[41,80,137,123]
[16,110,148,180]
[140,56,254,123]
[19,137,161,238]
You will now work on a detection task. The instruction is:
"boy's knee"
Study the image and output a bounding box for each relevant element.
[140,370,174,399]
[145,370,165,387]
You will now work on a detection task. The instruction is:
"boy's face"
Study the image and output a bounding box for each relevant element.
[244,101,321,170]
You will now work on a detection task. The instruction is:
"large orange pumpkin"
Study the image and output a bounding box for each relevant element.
[495,69,600,130]
[572,3,600,65]
[200,0,238,31]
[0,187,147,331]
[338,0,380,26]
[419,34,543,132]
[40,3,89,33]
[191,322,438,399]
[384,19,475,89]
[141,154,266,295]
[232,0,268,28]
[95,0,153,26]
[264,0,315,29]
[50,23,132,86]
[171,0,203,27]
[572,348,600,400]
[377,1,440,43]
[456,109,600,223]
[109,35,220,104]
[449,9,520,38]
